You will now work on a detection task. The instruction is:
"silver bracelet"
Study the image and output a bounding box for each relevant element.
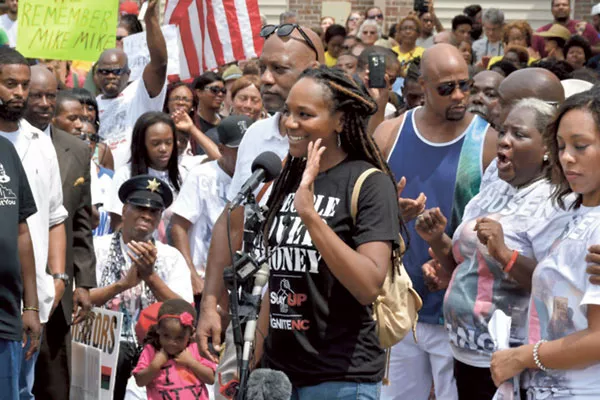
[533,339,549,371]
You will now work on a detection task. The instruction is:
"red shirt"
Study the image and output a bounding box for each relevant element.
[533,20,600,57]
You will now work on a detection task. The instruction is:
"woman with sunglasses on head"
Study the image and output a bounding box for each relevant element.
[189,72,225,156]
[490,91,600,399]
[164,81,221,162]
[72,87,115,171]
[106,112,181,242]
[255,66,404,400]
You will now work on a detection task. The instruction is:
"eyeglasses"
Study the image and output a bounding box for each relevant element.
[260,24,320,61]
[436,79,472,96]
[116,35,125,41]
[367,14,384,20]
[169,96,193,103]
[204,86,227,95]
[97,67,129,76]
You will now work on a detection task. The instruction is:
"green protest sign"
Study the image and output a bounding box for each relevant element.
[16,0,119,62]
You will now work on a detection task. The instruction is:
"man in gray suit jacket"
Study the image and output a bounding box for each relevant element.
[24,66,96,399]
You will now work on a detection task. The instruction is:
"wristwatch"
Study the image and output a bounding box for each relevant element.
[52,273,70,286]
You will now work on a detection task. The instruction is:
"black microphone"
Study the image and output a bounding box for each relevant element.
[246,368,292,400]
[229,151,282,209]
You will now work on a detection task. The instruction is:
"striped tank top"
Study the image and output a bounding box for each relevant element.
[387,107,489,324]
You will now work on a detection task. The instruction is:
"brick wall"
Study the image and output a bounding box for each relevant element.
[573,0,595,22]
[290,0,412,33]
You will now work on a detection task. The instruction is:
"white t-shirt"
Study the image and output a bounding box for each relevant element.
[524,205,600,398]
[226,113,289,202]
[97,79,167,169]
[90,160,113,206]
[0,120,68,323]
[446,178,570,367]
[94,234,193,342]
[0,14,16,47]
[171,160,231,277]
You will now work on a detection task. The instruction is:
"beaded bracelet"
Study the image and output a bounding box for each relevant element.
[533,339,549,371]
[23,306,39,312]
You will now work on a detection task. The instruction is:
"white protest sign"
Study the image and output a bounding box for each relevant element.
[71,341,102,400]
[123,24,189,81]
[71,307,123,400]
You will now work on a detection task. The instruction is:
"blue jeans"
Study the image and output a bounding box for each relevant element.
[19,326,42,400]
[0,339,22,400]
[292,381,382,400]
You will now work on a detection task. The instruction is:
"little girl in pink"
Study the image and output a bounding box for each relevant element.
[133,299,216,400]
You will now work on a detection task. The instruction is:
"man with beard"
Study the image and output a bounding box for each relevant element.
[467,70,504,127]
[196,24,323,397]
[24,66,97,399]
[0,47,68,399]
[374,43,497,400]
[95,0,167,168]
[90,175,193,400]
[533,0,600,57]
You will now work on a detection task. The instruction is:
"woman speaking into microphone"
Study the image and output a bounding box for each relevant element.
[255,66,404,399]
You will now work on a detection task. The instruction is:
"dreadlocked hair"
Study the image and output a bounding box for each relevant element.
[262,66,407,279]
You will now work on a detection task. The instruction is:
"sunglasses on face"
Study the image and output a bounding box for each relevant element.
[78,132,100,143]
[348,17,360,22]
[97,67,128,76]
[260,24,320,61]
[116,35,125,41]
[436,79,472,96]
[367,14,384,20]
[205,86,227,95]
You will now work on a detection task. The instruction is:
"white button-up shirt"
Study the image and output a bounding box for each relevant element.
[0,119,68,323]
[226,113,289,202]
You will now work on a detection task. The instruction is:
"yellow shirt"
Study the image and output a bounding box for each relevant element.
[392,46,425,77]
[325,51,337,67]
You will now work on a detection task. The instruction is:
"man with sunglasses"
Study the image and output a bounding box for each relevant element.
[95,0,167,169]
[23,67,96,400]
[196,23,323,396]
[374,43,498,400]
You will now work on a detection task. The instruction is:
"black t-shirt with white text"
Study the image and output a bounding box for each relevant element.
[0,136,37,341]
[263,159,400,387]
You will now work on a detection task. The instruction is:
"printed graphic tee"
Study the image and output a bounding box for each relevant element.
[133,342,216,400]
[445,178,570,367]
[263,159,400,387]
[524,205,600,398]
[97,79,167,169]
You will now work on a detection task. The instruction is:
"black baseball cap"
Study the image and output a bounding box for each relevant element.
[118,175,173,210]
[217,115,253,148]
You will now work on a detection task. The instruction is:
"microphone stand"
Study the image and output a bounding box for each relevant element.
[223,193,270,400]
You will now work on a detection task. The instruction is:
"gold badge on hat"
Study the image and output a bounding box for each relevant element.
[146,178,161,192]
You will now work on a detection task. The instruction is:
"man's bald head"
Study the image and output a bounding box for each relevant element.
[420,44,470,121]
[421,44,468,79]
[259,26,324,113]
[497,68,565,124]
[24,65,59,131]
[433,31,456,46]
[95,48,131,98]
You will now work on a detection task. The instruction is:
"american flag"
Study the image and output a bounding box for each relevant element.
[164,0,264,77]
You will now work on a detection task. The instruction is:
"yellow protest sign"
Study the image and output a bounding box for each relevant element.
[16,0,119,62]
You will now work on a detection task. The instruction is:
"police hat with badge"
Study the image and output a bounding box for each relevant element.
[118,175,173,210]
[217,115,254,148]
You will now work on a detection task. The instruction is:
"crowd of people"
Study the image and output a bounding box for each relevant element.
[3,0,600,399]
